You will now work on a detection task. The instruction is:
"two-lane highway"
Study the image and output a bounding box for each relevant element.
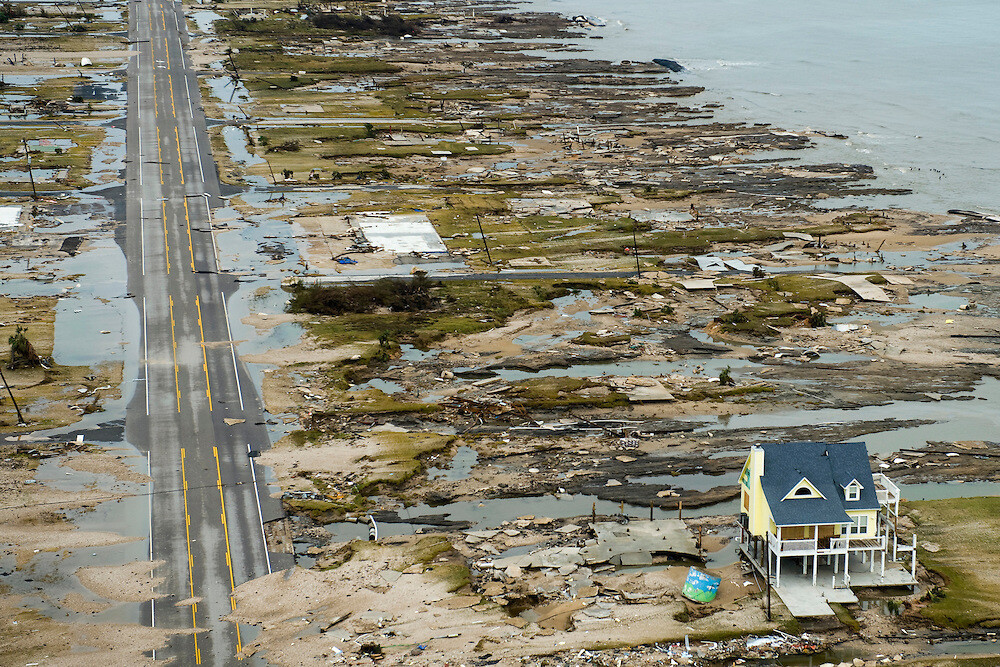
[125,1,285,663]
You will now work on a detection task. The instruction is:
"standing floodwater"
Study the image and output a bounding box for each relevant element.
[529,0,1000,213]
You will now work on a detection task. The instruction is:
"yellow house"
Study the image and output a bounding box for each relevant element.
[737,441,902,587]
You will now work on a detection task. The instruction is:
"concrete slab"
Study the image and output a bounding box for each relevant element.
[0,206,22,228]
[678,278,716,290]
[814,273,891,302]
[353,213,448,254]
[582,519,699,564]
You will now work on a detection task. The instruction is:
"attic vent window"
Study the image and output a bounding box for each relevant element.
[783,477,825,501]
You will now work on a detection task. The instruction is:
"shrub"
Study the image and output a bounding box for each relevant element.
[287,272,439,316]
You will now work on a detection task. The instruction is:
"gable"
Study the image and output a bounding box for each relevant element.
[782,477,825,501]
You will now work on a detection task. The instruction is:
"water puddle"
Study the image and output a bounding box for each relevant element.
[222,125,264,166]
[900,292,969,311]
[426,445,478,481]
[693,376,1000,459]
[350,378,403,394]
[188,10,223,34]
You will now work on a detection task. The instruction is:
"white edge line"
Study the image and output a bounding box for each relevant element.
[140,199,145,275]
[148,450,155,661]
[247,443,272,574]
[220,291,245,410]
[143,296,149,416]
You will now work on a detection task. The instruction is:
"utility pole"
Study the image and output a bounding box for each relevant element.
[22,139,37,201]
[0,366,25,425]
[475,214,493,266]
[632,220,641,278]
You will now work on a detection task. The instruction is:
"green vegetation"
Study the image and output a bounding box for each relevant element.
[426,562,471,592]
[0,127,105,189]
[358,432,455,489]
[830,602,861,632]
[298,279,561,349]
[336,387,440,416]
[289,273,438,316]
[505,377,628,410]
[907,497,1000,628]
[321,139,510,160]
[309,12,421,37]
[713,275,855,338]
[633,186,718,200]
[230,46,400,76]
[572,332,631,347]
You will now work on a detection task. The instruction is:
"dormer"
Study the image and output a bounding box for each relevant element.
[782,477,825,501]
[843,479,862,502]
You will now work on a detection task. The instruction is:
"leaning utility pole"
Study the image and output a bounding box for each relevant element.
[0,365,25,425]
[475,214,493,266]
[22,139,37,201]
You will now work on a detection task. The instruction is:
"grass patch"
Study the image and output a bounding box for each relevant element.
[572,332,631,347]
[321,139,510,160]
[0,126,105,189]
[358,432,455,488]
[713,275,855,338]
[829,602,861,632]
[426,562,471,592]
[338,388,439,416]
[632,186,719,200]
[907,497,1000,628]
[505,377,627,410]
[231,46,400,75]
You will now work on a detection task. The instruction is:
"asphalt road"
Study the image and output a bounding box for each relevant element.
[124,2,285,663]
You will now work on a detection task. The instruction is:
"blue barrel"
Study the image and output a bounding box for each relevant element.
[682,567,721,603]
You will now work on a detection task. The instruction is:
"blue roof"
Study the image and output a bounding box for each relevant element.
[760,441,879,527]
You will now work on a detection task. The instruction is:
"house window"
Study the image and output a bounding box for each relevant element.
[741,488,749,512]
[842,515,868,536]
[845,482,860,502]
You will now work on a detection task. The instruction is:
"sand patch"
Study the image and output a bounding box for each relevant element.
[61,592,111,615]
[61,452,151,485]
[76,560,166,604]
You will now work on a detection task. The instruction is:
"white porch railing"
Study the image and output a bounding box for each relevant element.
[873,472,900,508]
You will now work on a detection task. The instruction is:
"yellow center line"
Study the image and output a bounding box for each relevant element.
[213,447,243,658]
[161,8,166,32]
[180,448,202,665]
[161,200,170,274]
[174,125,184,184]
[155,125,163,186]
[169,295,180,412]
[195,295,213,410]
[168,71,176,117]
[184,198,195,272]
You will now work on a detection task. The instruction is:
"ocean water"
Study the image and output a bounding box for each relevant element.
[522,0,1000,215]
